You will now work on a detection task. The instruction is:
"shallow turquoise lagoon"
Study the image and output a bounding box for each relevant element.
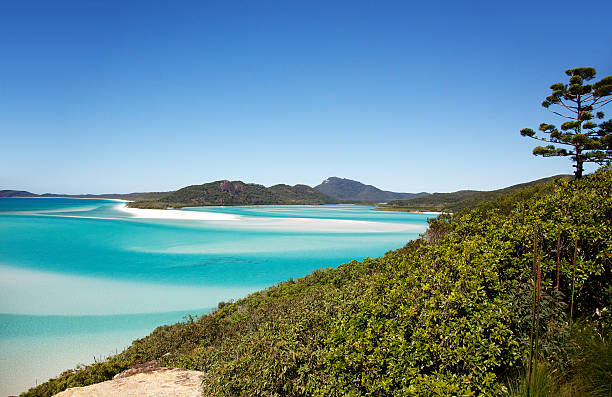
[0,197,432,395]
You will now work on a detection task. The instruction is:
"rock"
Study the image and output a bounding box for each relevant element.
[53,367,203,397]
[113,360,159,379]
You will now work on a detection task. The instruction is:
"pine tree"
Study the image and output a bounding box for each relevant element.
[521,67,612,179]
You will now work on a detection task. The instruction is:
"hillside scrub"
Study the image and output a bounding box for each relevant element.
[128,181,339,208]
[23,168,611,396]
[382,174,571,213]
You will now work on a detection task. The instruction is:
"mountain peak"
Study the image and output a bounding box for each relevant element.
[314,178,428,202]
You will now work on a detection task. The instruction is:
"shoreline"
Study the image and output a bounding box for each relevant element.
[1,199,431,395]
[115,204,421,233]
[372,207,444,215]
[114,203,240,221]
[4,196,129,202]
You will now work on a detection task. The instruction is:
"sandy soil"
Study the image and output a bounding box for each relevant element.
[53,366,203,397]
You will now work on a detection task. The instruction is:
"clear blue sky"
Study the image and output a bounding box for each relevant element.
[1,0,611,194]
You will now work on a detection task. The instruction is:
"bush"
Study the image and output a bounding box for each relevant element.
[23,167,612,396]
[507,361,561,397]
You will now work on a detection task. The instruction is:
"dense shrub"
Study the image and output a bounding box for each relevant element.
[22,167,611,396]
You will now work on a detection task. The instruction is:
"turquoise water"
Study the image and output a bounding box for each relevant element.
[0,198,431,395]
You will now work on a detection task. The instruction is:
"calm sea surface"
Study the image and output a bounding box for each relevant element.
[0,197,431,395]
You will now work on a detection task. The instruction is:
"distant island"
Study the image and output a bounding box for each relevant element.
[377,174,572,212]
[127,180,339,208]
[0,190,39,198]
[3,175,573,212]
[0,190,169,201]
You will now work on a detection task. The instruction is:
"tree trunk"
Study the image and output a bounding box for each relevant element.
[575,147,583,179]
[575,95,583,179]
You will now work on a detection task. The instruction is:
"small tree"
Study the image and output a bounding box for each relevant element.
[520,67,612,179]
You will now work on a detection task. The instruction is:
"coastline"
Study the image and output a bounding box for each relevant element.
[1,197,431,395]
[5,196,129,202]
[114,203,240,221]
[115,203,423,233]
[372,207,444,215]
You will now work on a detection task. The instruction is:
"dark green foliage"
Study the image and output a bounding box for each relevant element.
[19,359,131,397]
[126,200,179,209]
[511,285,569,366]
[521,67,612,179]
[325,169,611,396]
[93,191,171,201]
[382,174,569,212]
[23,168,612,396]
[177,257,386,396]
[507,361,561,397]
[325,247,519,395]
[507,325,612,397]
[423,213,452,244]
[129,180,339,208]
[565,326,612,396]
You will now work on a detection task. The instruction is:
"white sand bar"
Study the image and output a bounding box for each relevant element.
[115,203,240,221]
[115,204,424,233]
[231,217,424,233]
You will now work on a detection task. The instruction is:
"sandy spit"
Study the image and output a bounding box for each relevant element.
[115,203,240,221]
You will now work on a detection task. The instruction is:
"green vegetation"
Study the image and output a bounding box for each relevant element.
[23,167,611,396]
[520,67,612,179]
[82,191,172,201]
[20,318,205,396]
[378,174,570,213]
[507,326,612,397]
[128,180,339,209]
[126,200,178,209]
[371,206,441,212]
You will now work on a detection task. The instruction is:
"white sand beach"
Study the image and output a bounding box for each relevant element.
[235,216,424,233]
[115,203,240,221]
[114,203,423,233]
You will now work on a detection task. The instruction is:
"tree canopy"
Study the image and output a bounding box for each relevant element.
[521,67,612,178]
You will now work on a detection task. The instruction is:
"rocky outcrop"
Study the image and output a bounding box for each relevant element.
[219,180,245,195]
[52,364,203,397]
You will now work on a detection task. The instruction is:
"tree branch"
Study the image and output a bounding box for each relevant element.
[527,135,573,146]
[592,98,612,109]
[558,99,579,111]
[547,108,574,119]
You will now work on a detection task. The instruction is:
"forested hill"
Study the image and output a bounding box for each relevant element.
[129,180,339,208]
[0,190,39,197]
[315,176,428,202]
[24,167,612,397]
[381,174,571,212]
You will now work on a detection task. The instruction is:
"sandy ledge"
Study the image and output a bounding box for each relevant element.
[52,365,203,397]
